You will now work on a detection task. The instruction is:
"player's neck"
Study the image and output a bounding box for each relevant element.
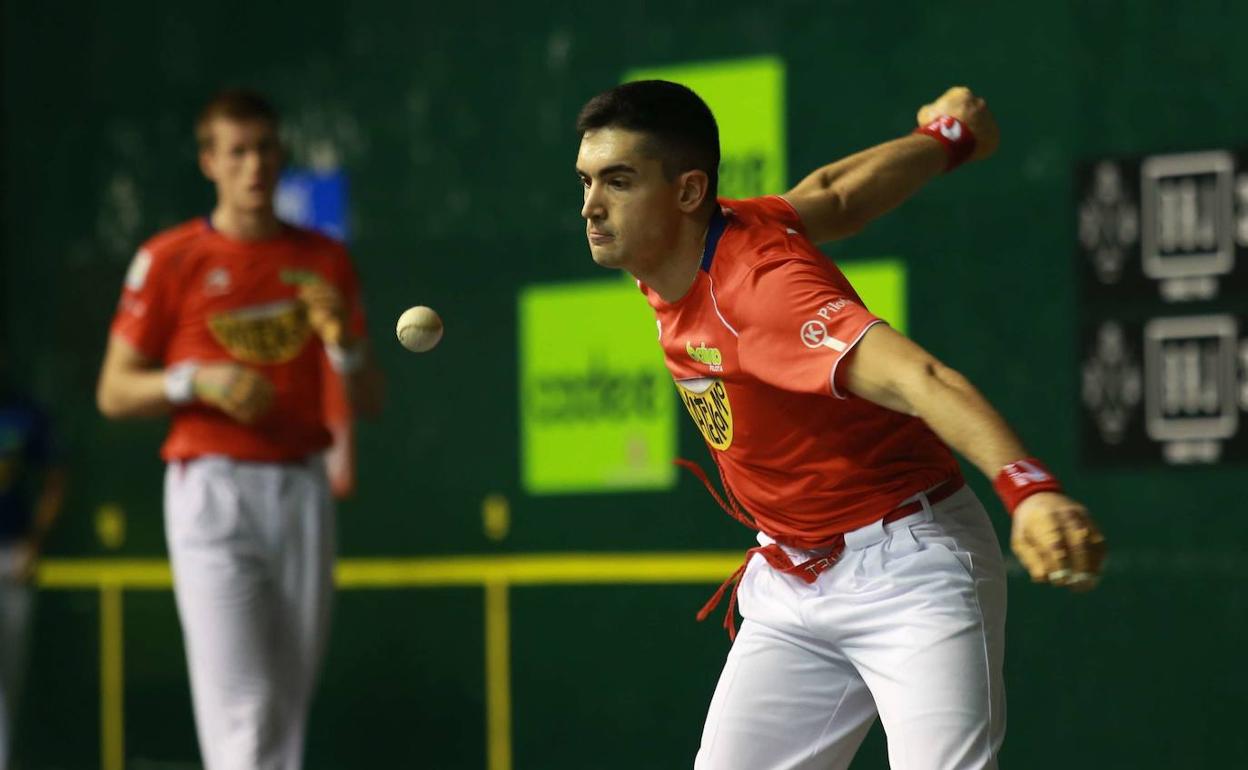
[635,215,712,303]
[210,204,283,241]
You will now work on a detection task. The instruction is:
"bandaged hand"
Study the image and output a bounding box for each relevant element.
[1010,492,1107,592]
[192,363,275,424]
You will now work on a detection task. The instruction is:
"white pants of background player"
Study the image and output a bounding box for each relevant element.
[0,546,33,770]
[165,456,335,770]
[695,485,1007,770]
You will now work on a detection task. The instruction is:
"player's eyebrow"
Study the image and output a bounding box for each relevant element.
[576,163,639,179]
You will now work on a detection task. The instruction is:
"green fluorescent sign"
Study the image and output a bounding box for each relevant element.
[519,281,676,495]
[625,56,786,200]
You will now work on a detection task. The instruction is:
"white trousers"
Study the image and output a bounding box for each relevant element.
[0,547,33,770]
[696,486,1007,770]
[165,456,335,770]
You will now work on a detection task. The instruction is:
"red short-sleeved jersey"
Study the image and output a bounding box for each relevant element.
[110,218,367,462]
[643,196,961,548]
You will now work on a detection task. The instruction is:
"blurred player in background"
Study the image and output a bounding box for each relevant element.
[574,81,1106,769]
[96,89,383,770]
[0,350,66,770]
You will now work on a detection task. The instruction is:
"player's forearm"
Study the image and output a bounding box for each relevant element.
[788,135,946,242]
[96,365,175,419]
[326,333,384,419]
[899,362,1029,481]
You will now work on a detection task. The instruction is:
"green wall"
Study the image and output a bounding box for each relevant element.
[4,1,1246,767]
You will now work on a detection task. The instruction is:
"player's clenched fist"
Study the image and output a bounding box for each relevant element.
[192,363,275,424]
[1010,492,1107,592]
[297,279,350,348]
[916,86,1000,162]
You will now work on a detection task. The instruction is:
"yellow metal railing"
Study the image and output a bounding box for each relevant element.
[37,552,743,770]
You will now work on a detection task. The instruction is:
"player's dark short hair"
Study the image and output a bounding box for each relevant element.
[195,89,279,151]
[576,80,720,202]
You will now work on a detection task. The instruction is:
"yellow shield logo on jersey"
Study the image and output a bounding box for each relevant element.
[676,377,733,450]
[208,300,312,365]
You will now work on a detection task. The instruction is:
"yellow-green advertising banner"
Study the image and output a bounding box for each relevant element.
[842,259,908,334]
[625,56,786,200]
[519,281,676,494]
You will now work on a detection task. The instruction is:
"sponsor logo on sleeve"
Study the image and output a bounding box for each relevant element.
[800,320,847,351]
[817,299,849,319]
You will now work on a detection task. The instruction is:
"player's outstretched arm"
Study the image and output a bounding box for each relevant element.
[782,86,1000,244]
[841,323,1106,591]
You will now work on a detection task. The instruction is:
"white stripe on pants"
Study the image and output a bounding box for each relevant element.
[695,485,1007,770]
[165,455,335,770]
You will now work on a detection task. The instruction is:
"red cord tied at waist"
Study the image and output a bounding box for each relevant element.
[694,539,847,641]
[675,457,965,640]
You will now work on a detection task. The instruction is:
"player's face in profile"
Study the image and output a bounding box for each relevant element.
[577,128,682,272]
[200,118,283,213]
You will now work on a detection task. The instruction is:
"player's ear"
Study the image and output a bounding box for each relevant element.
[676,169,709,213]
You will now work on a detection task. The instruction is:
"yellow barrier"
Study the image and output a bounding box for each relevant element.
[37,553,743,770]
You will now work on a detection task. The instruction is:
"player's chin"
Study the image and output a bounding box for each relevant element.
[589,243,626,269]
[242,188,275,208]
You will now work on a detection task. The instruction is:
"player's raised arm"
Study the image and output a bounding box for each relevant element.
[840,323,1107,592]
[782,86,1001,244]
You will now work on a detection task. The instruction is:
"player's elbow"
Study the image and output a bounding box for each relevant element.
[926,359,973,392]
[96,382,122,419]
[824,186,868,238]
[895,357,965,415]
[96,374,131,420]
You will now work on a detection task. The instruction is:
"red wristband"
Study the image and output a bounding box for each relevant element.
[913,115,976,171]
[993,457,1063,516]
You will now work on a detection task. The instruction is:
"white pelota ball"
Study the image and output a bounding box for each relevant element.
[396,305,444,353]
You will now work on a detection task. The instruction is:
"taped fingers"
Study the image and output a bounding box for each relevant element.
[1063,511,1107,592]
[1036,513,1074,585]
[1011,531,1049,583]
[224,370,273,424]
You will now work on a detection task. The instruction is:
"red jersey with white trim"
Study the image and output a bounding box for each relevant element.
[110,218,367,462]
[643,196,960,548]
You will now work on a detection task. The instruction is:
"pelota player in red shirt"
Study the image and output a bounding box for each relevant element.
[97,90,383,770]
[575,81,1105,769]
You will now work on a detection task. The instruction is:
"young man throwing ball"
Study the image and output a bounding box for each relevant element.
[575,81,1105,769]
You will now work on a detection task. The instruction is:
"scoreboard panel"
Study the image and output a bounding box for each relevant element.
[1079,149,1248,465]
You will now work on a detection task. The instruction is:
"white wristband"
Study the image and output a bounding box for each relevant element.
[164,361,200,405]
[325,343,365,374]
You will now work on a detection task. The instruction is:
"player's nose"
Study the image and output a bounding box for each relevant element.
[581,184,607,221]
[581,197,605,221]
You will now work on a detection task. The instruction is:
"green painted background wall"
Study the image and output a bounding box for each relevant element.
[3,1,1245,767]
